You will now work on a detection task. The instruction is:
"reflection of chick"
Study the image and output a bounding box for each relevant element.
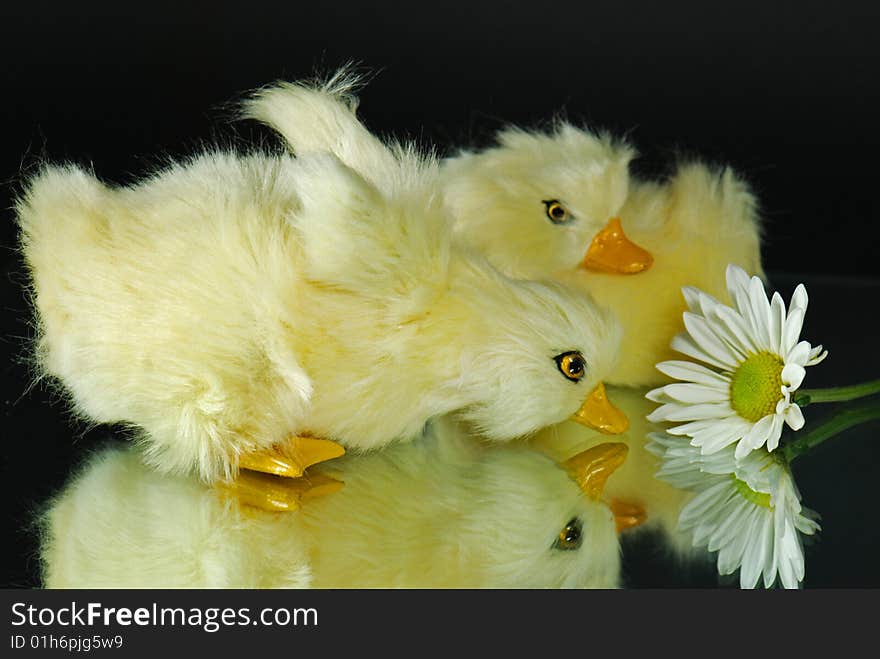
[530,385,695,556]
[16,131,625,486]
[41,420,628,588]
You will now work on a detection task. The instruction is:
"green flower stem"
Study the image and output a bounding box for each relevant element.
[783,396,880,462]
[798,378,880,404]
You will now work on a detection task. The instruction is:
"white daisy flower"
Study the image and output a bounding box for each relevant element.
[647,264,828,459]
[647,432,820,589]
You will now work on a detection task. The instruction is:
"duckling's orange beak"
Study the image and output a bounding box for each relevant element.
[562,442,628,500]
[581,217,654,274]
[571,382,630,434]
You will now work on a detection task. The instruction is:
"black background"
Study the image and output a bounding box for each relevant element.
[2,1,879,589]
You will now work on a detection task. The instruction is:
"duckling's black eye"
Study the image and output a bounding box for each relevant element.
[554,351,587,383]
[542,199,572,224]
[554,518,583,551]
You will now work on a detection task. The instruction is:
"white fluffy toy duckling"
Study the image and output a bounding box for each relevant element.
[16,113,628,500]
[40,419,629,588]
[246,74,763,387]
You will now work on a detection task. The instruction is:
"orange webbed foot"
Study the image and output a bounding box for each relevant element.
[238,436,345,478]
[220,436,346,512]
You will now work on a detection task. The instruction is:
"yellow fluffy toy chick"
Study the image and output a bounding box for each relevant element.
[243,74,633,284]
[443,134,765,387]
[40,418,629,588]
[16,120,627,491]
[241,75,755,542]
[246,74,763,387]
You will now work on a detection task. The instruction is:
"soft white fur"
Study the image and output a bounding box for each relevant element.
[41,417,621,588]
[242,69,405,195]
[244,76,764,387]
[17,122,621,484]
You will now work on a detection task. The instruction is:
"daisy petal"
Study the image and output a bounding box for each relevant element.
[645,386,668,403]
[649,402,733,423]
[708,497,753,551]
[790,283,808,313]
[722,512,757,578]
[680,481,731,527]
[670,334,731,370]
[795,509,821,535]
[740,515,771,589]
[655,360,730,387]
[726,264,751,301]
[756,515,776,588]
[708,305,757,354]
[807,345,829,366]
[783,403,805,431]
[764,414,784,452]
[658,383,728,404]
[786,340,812,366]
[776,518,801,589]
[734,415,774,458]
[727,267,761,332]
[781,363,806,391]
[781,306,805,356]
[666,418,725,436]
[768,292,786,355]
[682,313,739,368]
[681,286,707,314]
[691,421,750,453]
[747,277,772,349]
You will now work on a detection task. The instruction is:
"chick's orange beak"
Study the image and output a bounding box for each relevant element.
[562,442,628,500]
[571,382,629,434]
[582,217,653,274]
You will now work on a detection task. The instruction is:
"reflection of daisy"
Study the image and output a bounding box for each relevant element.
[647,264,827,459]
[648,432,820,589]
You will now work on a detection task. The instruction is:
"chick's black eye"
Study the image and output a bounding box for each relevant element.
[554,351,587,383]
[554,518,583,551]
[542,199,571,224]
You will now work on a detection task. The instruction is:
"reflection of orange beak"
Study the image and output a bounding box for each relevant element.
[571,383,630,434]
[609,498,647,534]
[582,218,654,274]
[562,444,647,534]
[563,442,628,500]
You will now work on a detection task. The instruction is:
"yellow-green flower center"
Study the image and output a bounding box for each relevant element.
[731,475,772,508]
[729,351,785,422]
